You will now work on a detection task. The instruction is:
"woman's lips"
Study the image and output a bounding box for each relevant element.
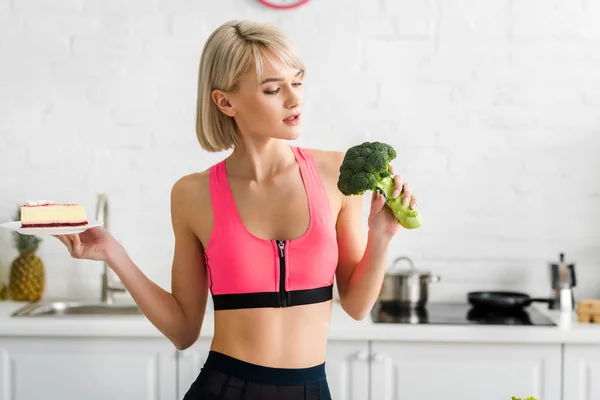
[283,113,301,125]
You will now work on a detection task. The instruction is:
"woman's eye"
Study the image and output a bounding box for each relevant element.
[263,82,302,95]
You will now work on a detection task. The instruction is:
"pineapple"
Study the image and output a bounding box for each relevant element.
[0,282,8,300]
[9,208,45,302]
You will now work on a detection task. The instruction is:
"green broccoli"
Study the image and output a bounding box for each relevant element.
[337,141,423,230]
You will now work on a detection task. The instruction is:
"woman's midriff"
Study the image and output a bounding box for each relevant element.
[209,300,333,368]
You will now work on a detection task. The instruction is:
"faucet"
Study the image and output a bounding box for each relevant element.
[95,194,126,304]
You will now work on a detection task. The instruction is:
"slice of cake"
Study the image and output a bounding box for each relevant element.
[20,201,88,228]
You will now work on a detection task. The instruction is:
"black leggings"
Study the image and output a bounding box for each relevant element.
[182,351,332,400]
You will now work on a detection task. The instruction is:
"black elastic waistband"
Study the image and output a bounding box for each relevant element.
[203,351,326,386]
[212,284,333,311]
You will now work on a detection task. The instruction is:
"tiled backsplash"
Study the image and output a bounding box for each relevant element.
[1,0,599,304]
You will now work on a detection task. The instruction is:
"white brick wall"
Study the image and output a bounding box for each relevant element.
[1,0,599,305]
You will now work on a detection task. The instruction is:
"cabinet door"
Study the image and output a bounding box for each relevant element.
[370,341,562,400]
[176,339,212,399]
[0,337,177,400]
[563,344,600,400]
[325,341,370,400]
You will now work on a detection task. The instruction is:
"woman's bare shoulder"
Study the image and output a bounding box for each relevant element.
[172,169,211,201]
[303,147,345,176]
[170,168,215,224]
[303,148,347,215]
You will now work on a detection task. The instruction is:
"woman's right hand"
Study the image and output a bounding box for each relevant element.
[54,227,122,262]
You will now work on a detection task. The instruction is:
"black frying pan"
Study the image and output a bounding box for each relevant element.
[468,291,552,311]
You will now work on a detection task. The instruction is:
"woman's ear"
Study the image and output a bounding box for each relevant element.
[211,90,236,117]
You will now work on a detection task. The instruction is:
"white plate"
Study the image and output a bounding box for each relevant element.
[0,220,103,236]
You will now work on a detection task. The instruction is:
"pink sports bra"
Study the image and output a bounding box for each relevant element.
[204,146,339,311]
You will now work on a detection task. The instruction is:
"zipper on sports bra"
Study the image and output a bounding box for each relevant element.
[276,240,288,307]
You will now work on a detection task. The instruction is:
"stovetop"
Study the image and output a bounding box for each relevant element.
[371,302,556,326]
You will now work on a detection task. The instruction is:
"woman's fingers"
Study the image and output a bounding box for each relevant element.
[387,163,418,210]
[53,234,67,247]
[55,235,74,255]
[71,234,83,258]
[64,235,74,254]
[402,183,411,206]
[393,174,403,199]
[410,195,418,210]
[370,191,387,214]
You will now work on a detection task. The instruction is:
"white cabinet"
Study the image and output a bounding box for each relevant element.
[0,337,177,400]
[3,335,600,400]
[370,341,562,400]
[563,344,600,400]
[325,341,370,400]
[176,339,212,399]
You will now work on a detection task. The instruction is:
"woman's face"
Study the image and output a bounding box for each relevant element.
[213,57,305,143]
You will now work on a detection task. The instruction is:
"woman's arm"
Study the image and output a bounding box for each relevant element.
[108,178,209,348]
[332,154,415,320]
[58,176,209,350]
[335,193,392,320]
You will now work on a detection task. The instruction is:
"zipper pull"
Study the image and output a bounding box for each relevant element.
[278,240,285,257]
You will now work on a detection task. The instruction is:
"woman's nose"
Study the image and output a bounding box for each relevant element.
[284,87,302,109]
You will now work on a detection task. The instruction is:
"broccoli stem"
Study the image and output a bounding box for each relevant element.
[374,176,395,200]
[374,176,423,230]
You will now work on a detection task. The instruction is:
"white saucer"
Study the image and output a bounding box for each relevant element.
[0,220,103,236]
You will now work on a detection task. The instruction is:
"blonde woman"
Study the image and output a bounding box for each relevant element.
[56,19,418,400]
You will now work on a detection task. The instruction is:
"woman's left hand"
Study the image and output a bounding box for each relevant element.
[367,163,417,240]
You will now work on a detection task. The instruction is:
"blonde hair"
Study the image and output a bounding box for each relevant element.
[196,20,306,152]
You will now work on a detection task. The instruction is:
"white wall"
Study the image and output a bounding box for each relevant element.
[1,0,599,304]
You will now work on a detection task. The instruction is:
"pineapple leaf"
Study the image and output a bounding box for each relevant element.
[12,205,42,254]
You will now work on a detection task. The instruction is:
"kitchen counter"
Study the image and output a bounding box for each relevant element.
[1,299,600,344]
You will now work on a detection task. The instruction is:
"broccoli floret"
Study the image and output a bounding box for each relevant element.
[337,141,423,230]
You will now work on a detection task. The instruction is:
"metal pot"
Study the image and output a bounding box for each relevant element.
[378,256,441,309]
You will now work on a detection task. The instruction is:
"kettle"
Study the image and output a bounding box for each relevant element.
[549,252,576,310]
[378,256,440,309]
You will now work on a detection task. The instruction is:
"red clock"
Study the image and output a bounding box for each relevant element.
[258,0,310,10]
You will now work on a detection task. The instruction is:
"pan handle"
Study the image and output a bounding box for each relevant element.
[529,298,553,304]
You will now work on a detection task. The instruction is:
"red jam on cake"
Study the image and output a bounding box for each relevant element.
[20,201,88,228]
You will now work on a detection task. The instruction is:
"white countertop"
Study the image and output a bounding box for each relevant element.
[1,300,600,344]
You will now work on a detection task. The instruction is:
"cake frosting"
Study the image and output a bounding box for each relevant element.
[24,200,55,206]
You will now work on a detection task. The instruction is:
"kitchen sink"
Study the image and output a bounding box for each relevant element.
[11,300,143,317]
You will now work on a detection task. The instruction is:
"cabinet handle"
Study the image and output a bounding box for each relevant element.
[353,350,369,362]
